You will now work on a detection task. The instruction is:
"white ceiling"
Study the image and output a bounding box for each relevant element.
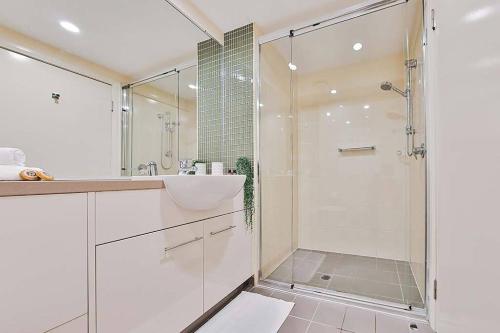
[0,0,210,79]
[0,0,419,82]
[189,0,364,35]
[271,2,417,75]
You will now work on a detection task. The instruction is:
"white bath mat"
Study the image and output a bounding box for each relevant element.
[196,291,294,333]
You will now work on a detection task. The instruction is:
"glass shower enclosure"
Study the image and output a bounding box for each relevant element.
[259,0,426,310]
[121,66,198,176]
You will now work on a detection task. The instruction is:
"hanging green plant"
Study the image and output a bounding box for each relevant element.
[236,157,254,230]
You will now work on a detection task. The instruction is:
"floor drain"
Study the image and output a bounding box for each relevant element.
[409,323,418,330]
[320,274,331,281]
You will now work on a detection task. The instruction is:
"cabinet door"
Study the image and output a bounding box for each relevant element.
[96,222,204,333]
[204,211,252,311]
[0,194,87,333]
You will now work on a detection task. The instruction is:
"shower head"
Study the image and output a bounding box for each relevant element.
[380,81,393,91]
[380,81,407,97]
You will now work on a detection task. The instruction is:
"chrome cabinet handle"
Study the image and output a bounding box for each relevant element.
[210,225,236,236]
[164,236,203,253]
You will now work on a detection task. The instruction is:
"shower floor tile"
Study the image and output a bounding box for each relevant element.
[266,249,424,308]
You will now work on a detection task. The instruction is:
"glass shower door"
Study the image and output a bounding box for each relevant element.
[129,71,179,175]
[286,1,425,308]
[259,37,295,286]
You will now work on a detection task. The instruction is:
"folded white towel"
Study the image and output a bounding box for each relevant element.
[0,148,26,166]
[0,165,42,181]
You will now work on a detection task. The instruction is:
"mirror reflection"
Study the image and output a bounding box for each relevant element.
[0,0,213,179]
[124,66,198,176]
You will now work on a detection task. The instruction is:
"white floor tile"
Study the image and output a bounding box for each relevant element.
[342,307,375,333]
[312,301,346,328]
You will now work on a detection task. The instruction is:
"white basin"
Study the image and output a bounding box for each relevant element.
[162,175,246,211]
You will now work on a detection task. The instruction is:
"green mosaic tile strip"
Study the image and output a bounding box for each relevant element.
[223,24,254,171]
[197,24,254,172]
[198,38,223,169]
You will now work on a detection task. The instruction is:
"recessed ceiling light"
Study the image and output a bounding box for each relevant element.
[188,84,198,90]
[8,51,29,61]
[288,62,297,71]
[330,89,337,94]
[339,105,344,108]
[59,21,80,33]
[345,120,351,125]
[464,6,494,22]
[326,112,331,117]
[259,103,264,107]
[364,104,370,109]
[353,42,363,51]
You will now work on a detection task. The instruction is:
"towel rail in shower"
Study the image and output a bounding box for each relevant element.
[338,146,376,152]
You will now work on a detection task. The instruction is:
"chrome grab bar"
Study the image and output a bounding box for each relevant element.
[210,225,236,236]
[338,146,376,153]
[164,236,203,253]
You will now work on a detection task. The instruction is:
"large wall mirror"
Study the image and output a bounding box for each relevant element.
[0,0,216,179]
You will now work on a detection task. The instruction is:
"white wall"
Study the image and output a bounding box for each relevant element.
[427,0,500,332]
[0,47,113,178]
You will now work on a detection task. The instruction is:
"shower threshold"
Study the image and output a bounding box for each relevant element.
[265,249,424,310]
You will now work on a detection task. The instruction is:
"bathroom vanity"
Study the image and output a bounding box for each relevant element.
[0,179,252,333]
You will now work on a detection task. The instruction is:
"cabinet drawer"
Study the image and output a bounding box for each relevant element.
[96,222,204,333]
[96,189,244,244]
[204,211,252,311]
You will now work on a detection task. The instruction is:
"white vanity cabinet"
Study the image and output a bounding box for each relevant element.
[95,222,204,333]
[92,188,252,333]
[0,194,88,333]
[203,211,252,311]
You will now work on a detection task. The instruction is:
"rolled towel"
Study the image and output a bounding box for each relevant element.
[0,148,26,166]
[0,165,42,181]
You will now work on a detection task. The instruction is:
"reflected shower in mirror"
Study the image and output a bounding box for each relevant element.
[124,65,198,176]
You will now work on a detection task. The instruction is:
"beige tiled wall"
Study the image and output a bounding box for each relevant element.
[295,55,410,261]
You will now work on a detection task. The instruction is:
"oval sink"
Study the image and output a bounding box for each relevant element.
[162,175,246,211]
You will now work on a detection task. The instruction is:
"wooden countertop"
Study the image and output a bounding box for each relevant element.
[0,179,164,197]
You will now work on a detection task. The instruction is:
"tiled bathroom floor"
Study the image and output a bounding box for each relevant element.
[249,286,433,333]
[266,249,423,308]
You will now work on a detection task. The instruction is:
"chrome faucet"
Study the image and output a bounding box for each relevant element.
[146,161,158,176]
[178,159,196,175]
